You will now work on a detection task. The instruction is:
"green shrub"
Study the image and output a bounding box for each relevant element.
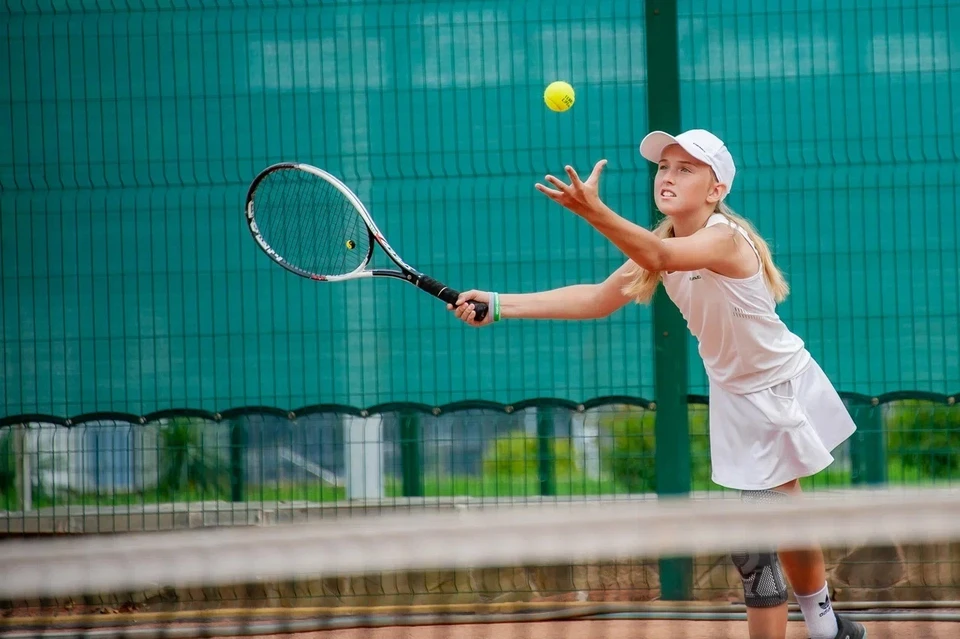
[886,400,959,480]
[599,406,713,493]
[0,431,16,507]
[688,405,713,488]
[601,410,656,492]
[481,431,580,479]
[158,418,229,499]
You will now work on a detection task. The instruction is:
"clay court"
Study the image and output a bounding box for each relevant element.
[6,609,957,639]
[299,619,957,639]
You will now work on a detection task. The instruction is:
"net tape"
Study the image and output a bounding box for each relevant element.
[3,487,960,600]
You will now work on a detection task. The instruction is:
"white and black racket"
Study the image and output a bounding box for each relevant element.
[244,162,488,321]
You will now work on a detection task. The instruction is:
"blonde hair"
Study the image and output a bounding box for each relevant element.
[620,201,790,304]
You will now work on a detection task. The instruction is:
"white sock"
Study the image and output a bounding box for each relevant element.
[795,583,838,639]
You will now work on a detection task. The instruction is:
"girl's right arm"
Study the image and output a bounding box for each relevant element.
[449,260,637,326]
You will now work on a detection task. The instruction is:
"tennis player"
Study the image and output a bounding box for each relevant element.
[449,129,865,639]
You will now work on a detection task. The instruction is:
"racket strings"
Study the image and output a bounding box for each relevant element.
[314,180,360,275]
[252,169,371,277]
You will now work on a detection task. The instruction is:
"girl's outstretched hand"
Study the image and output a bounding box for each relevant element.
[535,159,608,217]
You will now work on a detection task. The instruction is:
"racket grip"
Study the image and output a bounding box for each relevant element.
[418,276,489,322]
[469,301,489,322]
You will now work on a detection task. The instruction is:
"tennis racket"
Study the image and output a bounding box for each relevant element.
[244,162,488,321]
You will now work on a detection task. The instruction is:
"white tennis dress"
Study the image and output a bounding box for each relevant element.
[661,214,856,491]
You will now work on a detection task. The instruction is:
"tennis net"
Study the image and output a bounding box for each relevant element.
[3,486,960,639]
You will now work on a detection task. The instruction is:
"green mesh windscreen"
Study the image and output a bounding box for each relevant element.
[1,0,958,420]
[1,0,652,416]
[677,0,960,395]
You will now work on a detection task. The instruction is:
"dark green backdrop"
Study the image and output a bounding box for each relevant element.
[2,0,958,418]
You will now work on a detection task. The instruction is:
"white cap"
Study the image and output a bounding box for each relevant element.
[639,129,736,196]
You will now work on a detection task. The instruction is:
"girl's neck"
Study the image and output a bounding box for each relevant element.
[671,208,717,237]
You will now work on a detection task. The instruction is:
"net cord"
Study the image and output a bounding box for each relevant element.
[3,487,959,599]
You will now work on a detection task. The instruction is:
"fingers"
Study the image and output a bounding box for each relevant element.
[457,304,474,322]
[455,289,487,306]
[449,289,491,327]
[564,165,583,186]
[450,301,483,326]
[535,183,563,200]
[536,174,573,204]
[455,290,475,306]
[536,161,605,208]
[586,159,607,184]
[544,174,570,191]
[540,161,607,189]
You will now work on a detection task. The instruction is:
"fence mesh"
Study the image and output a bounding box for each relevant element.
[3,0,956,417]
[2,393,956,529]
[2,0,959,630]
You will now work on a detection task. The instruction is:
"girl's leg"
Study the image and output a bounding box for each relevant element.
[736,485,792,639]
[741,479,837,639]
[773,479,839,639]
[775,479,829,586]
[739,480,867,639]
[744,599,789,639]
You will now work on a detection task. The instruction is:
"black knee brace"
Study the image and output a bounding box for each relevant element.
[731,489,790,608]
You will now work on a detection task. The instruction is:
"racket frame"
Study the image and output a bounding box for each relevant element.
[245,162,488,320]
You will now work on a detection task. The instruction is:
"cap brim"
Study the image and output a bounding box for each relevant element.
[639,131,680,163]
[638,131,712,167]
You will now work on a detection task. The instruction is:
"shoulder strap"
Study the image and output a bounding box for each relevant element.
[705,213,762,274]
[706,214,759,255]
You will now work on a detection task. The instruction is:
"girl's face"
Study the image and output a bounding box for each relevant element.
[653,144,725,216]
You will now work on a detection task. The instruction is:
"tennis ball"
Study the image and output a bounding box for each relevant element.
[345,240,356,250]
[544,81,575,112]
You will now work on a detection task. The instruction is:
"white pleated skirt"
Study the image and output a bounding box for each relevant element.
[708,359,857,491]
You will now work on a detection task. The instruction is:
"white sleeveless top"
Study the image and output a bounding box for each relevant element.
[661,214,811,395]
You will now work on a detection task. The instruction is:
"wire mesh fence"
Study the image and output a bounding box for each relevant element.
[2,392,956,520]
[3,0,957,417]
[2,0,959,625]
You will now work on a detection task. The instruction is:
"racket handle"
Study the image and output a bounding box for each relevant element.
[468,301,490,322]
[417,275,490,322]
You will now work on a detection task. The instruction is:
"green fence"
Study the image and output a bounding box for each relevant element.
[2,0,959,610]
[2,0,957,419]
[1,393,958,607]
[2,392,957,520]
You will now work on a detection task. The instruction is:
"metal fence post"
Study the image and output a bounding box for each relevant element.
[14,425,33,512]
[229,419,247,502]
[537,407,557,497]
[400,411,424,498]
[850,397,887,486]
[646,0,693,601]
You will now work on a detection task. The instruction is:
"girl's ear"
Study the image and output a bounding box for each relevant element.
[707,181,729,205]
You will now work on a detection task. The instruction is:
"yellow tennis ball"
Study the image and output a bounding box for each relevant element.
[345,240,356,250]
[544,81,575,112]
